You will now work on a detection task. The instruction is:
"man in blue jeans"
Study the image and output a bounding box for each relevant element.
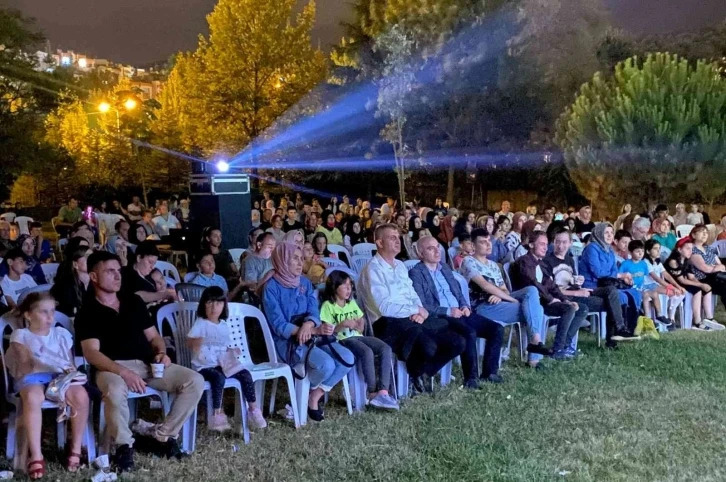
[459,229,551,368]
[410,236,505,388]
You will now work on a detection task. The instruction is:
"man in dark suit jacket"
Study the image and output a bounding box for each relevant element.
[409,236,505,387]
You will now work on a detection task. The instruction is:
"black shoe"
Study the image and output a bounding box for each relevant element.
[463,378,481,390]
[307,407,325,422]
[657,316,673,327]
[612,329,641,341]
[527,343,554,356]
[113,444,135,472]
[411,376,425,394]
[161,438,188,460]
[481,373,504,384]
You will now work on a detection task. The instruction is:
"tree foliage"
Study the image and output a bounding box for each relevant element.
[556,53,726,213]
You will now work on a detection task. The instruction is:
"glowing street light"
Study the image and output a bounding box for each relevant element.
[124,98,137,111]
[98,102,111,113]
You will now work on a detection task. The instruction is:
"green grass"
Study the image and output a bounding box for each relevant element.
[5,310,726,481]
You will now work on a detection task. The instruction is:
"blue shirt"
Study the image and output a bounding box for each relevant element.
[189,272,228,294]
[618,259,649,290]
[429,265,458,315]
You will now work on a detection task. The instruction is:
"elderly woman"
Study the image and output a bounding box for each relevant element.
[0,234,46,284]
[262,242,354,422]
[689,224,726,313]
[578,223,642,342]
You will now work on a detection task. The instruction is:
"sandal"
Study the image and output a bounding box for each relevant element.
[27,459,45,479]
[66,451,82,472]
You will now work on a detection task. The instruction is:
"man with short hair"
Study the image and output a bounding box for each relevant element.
[76,251,204,472]
[410,236,505,387]
[71,221,95,247]
[127,195,145,222]
[496,200,512,220]
[630,217,651,242]
[304,212,318,242]
[29,221,52,262]
[140,210,155,237]
[613,230,632,265]
[115,220,131,243]
[152,204,181,238]
[359,224,465,393]
[0,248,37,308]
[58,197,82,224]
[283,206,304,233]
[541,206,556,231]
[0,221,15,257]
[574,206,596,234]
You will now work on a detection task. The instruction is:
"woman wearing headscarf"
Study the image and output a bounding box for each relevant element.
[578,223,641,342]
[104,234,130,267]
[425,211,441,240]
[408,215,424,243]
[315,209,344,246]
[344,216,366,251]
[261,242,354,422]
[283,229,305,248]
[251,209,261,228]
[438,214,456,246]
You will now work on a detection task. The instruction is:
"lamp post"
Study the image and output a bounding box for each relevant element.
[97,100,136,131]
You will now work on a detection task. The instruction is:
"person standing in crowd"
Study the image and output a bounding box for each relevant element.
[152,204,181,238]
[359,224,466,393]
[76,251,204,472]
[410,236,505,387]
[511,231,588,359]
[574,206,596,234]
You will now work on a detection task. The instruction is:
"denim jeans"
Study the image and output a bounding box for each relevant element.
[446,313,504,379]
[303,344,355,391]
[543,301,588,352]
[474,286,544,362]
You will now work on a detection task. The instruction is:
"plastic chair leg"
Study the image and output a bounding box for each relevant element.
[347,366,366,411]
[268,379,277,416]
[396,360,409,400]
[283,373,301,429]
[6,409,16,460]
[205,390,214,425]
[341,376,353,415]
[295,377,310,426]
[233,387,250,445]
[57,414,66,451]
[84,407,97,462]
[440,361,452,387]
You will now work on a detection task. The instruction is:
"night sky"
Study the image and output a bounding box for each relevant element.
[2,0,726,65]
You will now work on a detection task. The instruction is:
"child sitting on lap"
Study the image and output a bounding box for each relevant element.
[186,286,266,431]
[319,271,399,411]
[6,292,89,479]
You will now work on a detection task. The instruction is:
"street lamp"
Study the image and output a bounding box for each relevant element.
[95,99,137,131]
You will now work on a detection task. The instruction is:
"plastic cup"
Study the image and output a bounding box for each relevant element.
[151,363,165,379]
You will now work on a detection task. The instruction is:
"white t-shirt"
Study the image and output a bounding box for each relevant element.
[152,214,181,237]
[187,318,231,370]
[1,274,37,306]
[10,327,74,375]
[643,260,661,290]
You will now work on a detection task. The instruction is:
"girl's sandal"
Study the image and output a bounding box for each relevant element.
[66,451,83,472]
[27,459,45,479]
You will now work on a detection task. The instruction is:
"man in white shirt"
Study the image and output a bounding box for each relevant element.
[359,223,465,394]
[1,248,37,308]
[152,204,181,238]
[127,196,145,222]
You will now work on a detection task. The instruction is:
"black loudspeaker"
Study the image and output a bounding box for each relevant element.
[189,174,251,250]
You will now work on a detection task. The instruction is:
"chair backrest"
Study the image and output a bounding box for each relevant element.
[324,265,358,282]
[165,276,177,288]
[58,238,68,252]
[17,284,53,306]
[659,246,672,262]
[226,303,279,366]
[41,263,60,284]
[502,262,513,292]
[155,260,181,283]
[0,316,14,393]
[321,257,347,268]
[0,212,16,223]
[175,283,206,302]
[452,272,470,306]
[14,216,33,235]
[156,302,199,369]
[448,247,458,264]
[352,243,376,259]
[326,245,350,267]
[184,271,199,283]
[712,239,726,258]
[350,255,370,274]
[228,248,245,270]
[676,224,695,238]
[404,259,420,271]
[54,310,73,333]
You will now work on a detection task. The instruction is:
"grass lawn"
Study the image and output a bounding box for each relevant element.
[4,310,726,481]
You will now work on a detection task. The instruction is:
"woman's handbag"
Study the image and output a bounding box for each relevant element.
[597,277,631,290]
[45,370,88,421]
[287,315,356,380]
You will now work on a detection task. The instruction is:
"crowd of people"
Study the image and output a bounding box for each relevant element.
[2,192,726,478]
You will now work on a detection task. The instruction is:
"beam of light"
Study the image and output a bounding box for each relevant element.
[227,8,515,170]
[216,160,230,172]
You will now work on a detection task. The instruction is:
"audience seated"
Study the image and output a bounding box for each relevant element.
[188,252,229,294]
[126,196,145,222]
[315,210,344,246]
[0,220,14,257]
[504,212,526,253]
[6,292,89,479]
[613,204,632,231]
[574,206,596,235]
[613,230,632,266]
[105,235,130,267]
[688,224,726,312]
[1,248,38,309]
[51,246,91,317]
[312,232,334,259]
[58,197,83,225]
[410,236,504,387]
[241,232,276,292]
[630,217,651,241]
[458,228,551,368]
[283,206,304,233]
[121,241,176,305]
[665,237,715,330]
[152,204,181,238]
[359,224,466,393]
[76,251,204,472]
[201,228,239,285]
[28,222,52,262]
[0,235,46,284]
[642,239,685,326]
[266,215,286,243]
[70,221,95,247]
[453,234,473,270]
[510,231,587,359]
[261,242,354,421]
[651,218,676,251]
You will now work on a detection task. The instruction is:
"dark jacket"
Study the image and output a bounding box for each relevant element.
[511,252,565,305]
[409,261,469,317]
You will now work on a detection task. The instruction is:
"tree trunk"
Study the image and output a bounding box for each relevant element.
[447,164,455,205]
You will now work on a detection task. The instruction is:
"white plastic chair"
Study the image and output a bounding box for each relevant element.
[352,243,376,259]
[0,212,16,223]
[228,248,245,271]
[57,238,68,255]
[713,239,726,258]
[174,283,206,302]
[41,263,59,285]
[321,257,347,269]
[676,224,694,238]
[156,260,181,283]
[448,247,458,268]
[183,271,198,283]
[350,255,370,274]
[1,317,96,470]
[16,284,53,306]
[324,265,358,282]
[14,216,33,236]
[404,259,420,271]
[326,245,351,267]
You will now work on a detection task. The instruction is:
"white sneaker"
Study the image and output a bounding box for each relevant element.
[209,413,232,432]
[702,319,725,330]
[247,408,267,429]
